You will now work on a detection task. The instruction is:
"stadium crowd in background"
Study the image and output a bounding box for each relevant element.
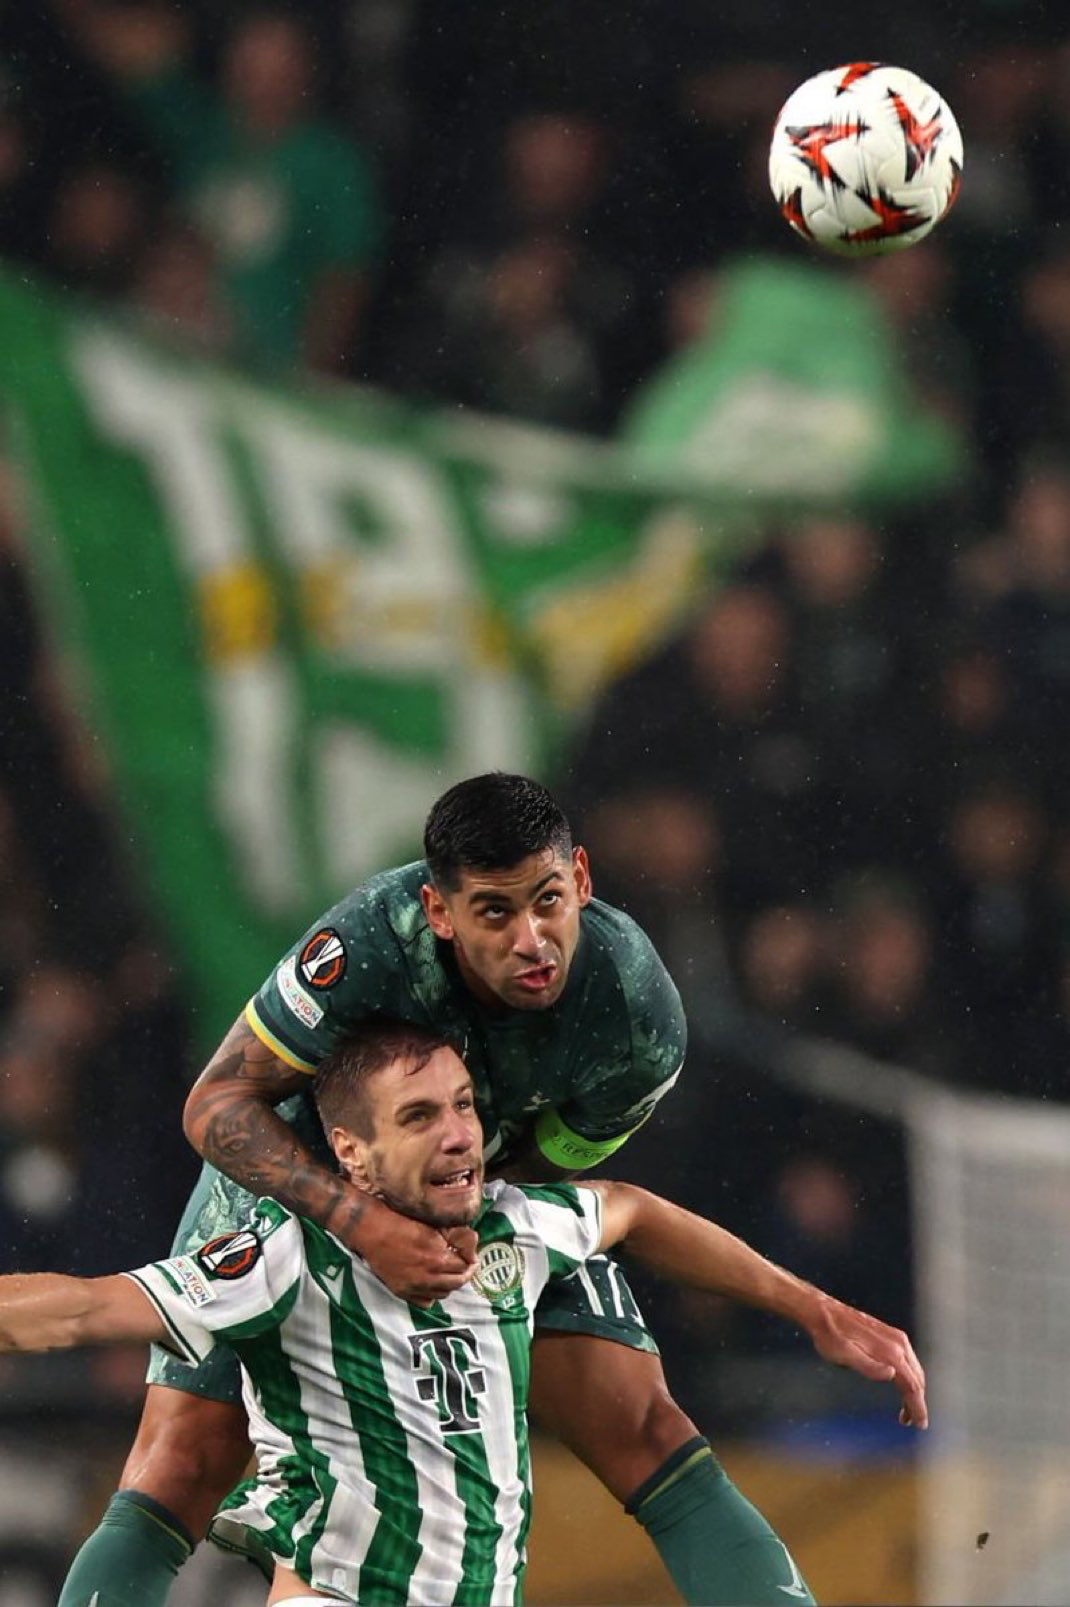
[1,0,1068,1435]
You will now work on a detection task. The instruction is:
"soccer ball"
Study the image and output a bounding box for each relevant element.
[768,63,963,256]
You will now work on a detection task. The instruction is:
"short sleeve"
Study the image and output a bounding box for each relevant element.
[122,1202,303,1365]
[511,1183,603,1279]
[561,927,686,1142]
[247,896,400,1072]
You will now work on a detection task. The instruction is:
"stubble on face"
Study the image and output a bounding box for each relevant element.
[365,1140,483,1230]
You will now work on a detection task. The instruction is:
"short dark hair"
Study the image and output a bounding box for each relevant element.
[313,1017,453,1139]
[423,772,572,890]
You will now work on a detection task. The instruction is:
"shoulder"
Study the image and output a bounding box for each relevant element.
[581,897,667,975]
[249,862,445,1067]
[480,1181,602,1269]
[330,861,427,937]
[581,899,686,1046]
[199,1199,304,1278]
[296,862,429,979]
[482,1178,595,1230]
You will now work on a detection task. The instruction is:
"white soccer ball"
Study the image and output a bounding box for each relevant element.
[768,63,963,257]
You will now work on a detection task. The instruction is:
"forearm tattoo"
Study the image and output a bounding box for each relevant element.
[188,1018,369,1237]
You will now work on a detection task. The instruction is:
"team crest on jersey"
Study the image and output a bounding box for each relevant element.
[196,1230,261,1280]
[299,928,347,990]
[473,1240,525,1302]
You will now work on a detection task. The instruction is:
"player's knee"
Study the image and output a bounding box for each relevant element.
[598,1370,697,1461]
[633,1381,697,1461]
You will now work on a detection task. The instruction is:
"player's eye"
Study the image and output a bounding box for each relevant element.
[539,890,561,908]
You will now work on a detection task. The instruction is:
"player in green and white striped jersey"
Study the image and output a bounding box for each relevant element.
[137,1184,601,1605]
[0,1017,927,1606]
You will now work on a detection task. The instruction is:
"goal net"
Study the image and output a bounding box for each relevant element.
[741,1028,1070,1606]
[910,1089,1070,1607]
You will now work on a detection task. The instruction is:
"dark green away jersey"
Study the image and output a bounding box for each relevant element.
[247,862,686,1168]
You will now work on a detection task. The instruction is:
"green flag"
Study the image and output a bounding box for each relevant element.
[0,266,964,1045]
[622,256,966,504]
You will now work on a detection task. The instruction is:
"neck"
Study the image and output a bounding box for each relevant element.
[452,940,506,1013]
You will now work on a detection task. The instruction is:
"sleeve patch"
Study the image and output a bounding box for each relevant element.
[277,954,325,1029]
[162,1255,218,1309]
[298,928,347,990]
[197,1229,262,1280]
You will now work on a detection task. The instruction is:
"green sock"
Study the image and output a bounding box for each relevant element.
[627,1437,816,1606]
[58,1489,195,1607]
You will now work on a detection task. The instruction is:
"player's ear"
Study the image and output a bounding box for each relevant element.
[332,1126,371,1189]
[421,880,455,941]
[572,846,593,907]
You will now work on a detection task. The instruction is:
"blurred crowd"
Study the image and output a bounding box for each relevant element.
[0,491,195,1287]
[0,0,1064,472]
[1,0,1069,1416]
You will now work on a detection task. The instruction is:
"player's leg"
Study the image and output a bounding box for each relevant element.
[531,1255,815,1607]
[58,1161,260,1607]
[120,1382,252,1533]
[59,1384,252,1607]
[267,1559,333,1603]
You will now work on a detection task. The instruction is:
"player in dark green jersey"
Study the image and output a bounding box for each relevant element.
[56,775,851,1605]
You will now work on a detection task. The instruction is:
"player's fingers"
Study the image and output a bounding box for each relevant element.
[417,1255,478,1292]
[895,1356,929,1429]
[839,1341,897,1383]
[863,1333,927,1428]
[430,1246,478,1278]
[895,1382,928,1429]
[441,1226,479,1265]
[854,1346,928,1428]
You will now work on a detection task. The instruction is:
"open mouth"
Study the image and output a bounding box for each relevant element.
[513,964,557,992]
[429,1168,477,1192]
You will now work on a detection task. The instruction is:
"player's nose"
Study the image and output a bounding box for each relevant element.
[441,1112,476,1151]
[512,911,545,955]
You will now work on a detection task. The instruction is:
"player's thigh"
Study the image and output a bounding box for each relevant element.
[121,1384,252,1536]
[530,1255,698,1502]
[269,1598,334,1606]
[268,1560,333,1604]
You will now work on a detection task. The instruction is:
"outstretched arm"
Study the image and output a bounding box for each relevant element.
[183,1014,475,1302]
[591,1182,928,1428]
[0,1274,165,1353]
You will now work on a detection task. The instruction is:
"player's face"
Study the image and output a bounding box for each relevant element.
[341,1046,485,1228]
[421,847,592,1011]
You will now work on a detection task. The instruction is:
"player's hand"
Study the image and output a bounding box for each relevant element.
[806,1295,929,1429]
[336,1194,478,1306]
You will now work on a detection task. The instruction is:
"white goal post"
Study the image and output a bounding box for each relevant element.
[910,1090,1070,1607]
[747,1028,1070,1606]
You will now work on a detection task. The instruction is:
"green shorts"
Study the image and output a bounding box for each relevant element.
[533,1253,658,1355]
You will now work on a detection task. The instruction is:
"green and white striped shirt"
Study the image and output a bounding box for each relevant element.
[125,1181,602,1605]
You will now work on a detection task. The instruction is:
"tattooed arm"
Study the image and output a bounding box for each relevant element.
[183,1016,475,1301]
